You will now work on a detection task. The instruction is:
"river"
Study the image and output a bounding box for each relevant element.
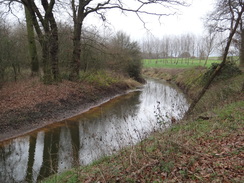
[0,79,189,182]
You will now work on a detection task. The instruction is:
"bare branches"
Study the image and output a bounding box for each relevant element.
[0,0,23,23]
[206,0,244,33]
[77,0,189,32]
[85,0,189,17]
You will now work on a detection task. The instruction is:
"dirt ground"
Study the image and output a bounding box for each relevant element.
[0,77,130,142]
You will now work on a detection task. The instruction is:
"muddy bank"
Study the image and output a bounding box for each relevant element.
[0,78,140,142]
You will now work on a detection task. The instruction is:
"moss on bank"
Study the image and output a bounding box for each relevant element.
[42,68,244,183]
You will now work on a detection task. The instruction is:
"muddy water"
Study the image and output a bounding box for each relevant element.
[0,79,189,182]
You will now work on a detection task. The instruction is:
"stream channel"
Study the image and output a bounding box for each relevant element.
[0,79,189,182]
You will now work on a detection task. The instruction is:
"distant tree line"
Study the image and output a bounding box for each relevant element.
[140,31,241,65]
[141,1,244,69]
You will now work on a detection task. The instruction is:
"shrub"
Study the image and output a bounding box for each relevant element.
[202,61,242,84]
[109,31,144,82]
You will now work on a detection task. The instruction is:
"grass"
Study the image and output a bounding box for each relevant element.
[143,58,221,68]
[79,70,121,87]
[41,69,244,183]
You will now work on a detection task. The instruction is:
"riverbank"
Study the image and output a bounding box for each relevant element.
[143,67,243,116]
[42,67,243,182]
[0,71,142,142]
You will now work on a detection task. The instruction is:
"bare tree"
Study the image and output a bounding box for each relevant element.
[68,0,189,80]
[109,31,142,81]
[206,0,244,67]
[240,24,244,67]
[203,28,217,66]
[0,0,60,83]
[186,0,244,116]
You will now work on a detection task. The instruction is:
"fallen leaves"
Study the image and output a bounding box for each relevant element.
[0,77,83,114]
[72,103,244,183]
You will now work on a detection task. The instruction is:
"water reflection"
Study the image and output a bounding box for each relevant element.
[32,132,44,183]
[0,136,29,182]
[58,126,73,172]
[0,79,189,182]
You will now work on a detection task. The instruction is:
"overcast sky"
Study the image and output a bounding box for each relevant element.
[84,0,215,40]
[2,0,215,41]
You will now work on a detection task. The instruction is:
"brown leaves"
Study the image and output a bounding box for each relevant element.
[0,77,83,114]
[77,121,244,183]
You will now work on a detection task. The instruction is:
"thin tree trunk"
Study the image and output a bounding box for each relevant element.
[204,55,209,67]
[42,36,52,84]
[25,6,39,76]
[26,135,37,182]
[240,28,244,68]
[37,130,60,181]
[49,13,60,81]
[70,22,83,80]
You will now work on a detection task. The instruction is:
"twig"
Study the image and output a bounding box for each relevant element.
[98,168,106,182]
[130,159,159,177]
[169,140,209,158]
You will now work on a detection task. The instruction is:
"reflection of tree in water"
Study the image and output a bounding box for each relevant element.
[69,124,80,167]
[58,125,79,172]
[37,128,60,181]
[26,135,37,182]
[0,136,29,183]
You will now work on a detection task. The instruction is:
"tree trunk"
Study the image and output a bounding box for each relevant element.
[26,135,37,182]
[70,22,83,80]
[25,6,39,76]
[49,13,60,81]
[23,0,60,84]
[38,129,60,181]
[240,28,244,68]
[69,0,86,81]
[204,55,209,67]
[42,36,52,84]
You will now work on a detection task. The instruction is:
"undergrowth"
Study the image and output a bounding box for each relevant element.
[79,70,121,87]
[202,61,242,83]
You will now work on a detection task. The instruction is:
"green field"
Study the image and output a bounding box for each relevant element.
[143,58,221,68]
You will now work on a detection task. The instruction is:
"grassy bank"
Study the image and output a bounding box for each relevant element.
[143,67,243,115]
[42,68,244,183]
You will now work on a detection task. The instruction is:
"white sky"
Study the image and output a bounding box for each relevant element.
[3,0,215,41]
[84,0,215,40]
